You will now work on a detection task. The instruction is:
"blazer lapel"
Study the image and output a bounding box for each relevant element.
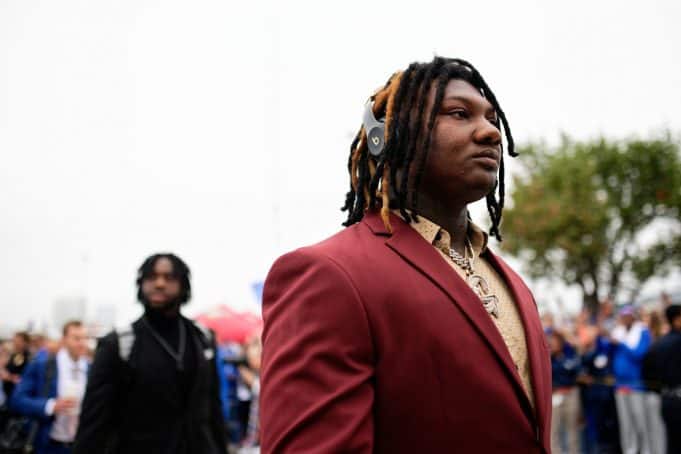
[364,212,534,420]
[485,252,551,441]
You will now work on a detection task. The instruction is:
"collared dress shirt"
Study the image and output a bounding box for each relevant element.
[406,214,535,407]
[44,348,88,442]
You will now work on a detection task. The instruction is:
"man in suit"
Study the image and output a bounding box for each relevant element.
[261,57,552,453]
[10,321,89,454]
[73,253,227,454]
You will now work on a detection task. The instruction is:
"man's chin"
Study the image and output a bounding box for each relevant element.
[144,299,180,312]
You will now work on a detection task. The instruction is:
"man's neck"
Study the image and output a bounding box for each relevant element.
[414,200,468,255]
[145,304,181,319]
[61,348,80,363]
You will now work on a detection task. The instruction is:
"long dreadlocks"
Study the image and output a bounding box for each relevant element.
[340,56,516,241]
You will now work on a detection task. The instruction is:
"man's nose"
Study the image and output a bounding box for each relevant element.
[474,118,501,145]
[153,276,167,287]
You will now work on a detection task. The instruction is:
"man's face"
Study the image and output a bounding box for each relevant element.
[416,79,501,205]
[673,315,681,330]
[63,325,88,359]
[141,257,182,309]
[548,334,563,355]
[621,313,635,328]
[12,335,26,352]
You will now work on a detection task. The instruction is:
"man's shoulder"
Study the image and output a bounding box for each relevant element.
[26,354,49,370]
[95,319,145,360]
[276,221,386,266]
[22,352,56,379]
[313,220,377,250]
[656,331,681,349]
[98,319,141,342]
[184,317,214,345]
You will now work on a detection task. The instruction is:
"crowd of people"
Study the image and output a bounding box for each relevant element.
[0,253,261,454]
[545,295,681,454]
[1,269,680,454]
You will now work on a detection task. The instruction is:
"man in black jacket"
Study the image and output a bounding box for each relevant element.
[643,304,681,454]
[73,253,226,454]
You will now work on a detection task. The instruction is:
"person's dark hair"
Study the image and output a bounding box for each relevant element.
[136,253,192,305]
[549,329,566,346]
[62,320,83,337]
[14,331,30,344]
[341,56,515,241]
[665,304,681,326]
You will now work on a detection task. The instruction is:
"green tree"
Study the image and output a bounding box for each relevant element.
[501,133,681,313]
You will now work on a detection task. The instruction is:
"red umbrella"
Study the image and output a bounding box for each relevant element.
[195,305,263,344]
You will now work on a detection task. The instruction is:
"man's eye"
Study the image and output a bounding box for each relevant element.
[449,109,468,119]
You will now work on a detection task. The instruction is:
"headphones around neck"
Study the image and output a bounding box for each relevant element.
[363,102,385,158]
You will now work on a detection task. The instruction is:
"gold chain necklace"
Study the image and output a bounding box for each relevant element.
[448,238,500,318]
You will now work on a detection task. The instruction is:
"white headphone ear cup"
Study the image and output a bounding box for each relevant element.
[363,102,386,157]
[366,126,385,157]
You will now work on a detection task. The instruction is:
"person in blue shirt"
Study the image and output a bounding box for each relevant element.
[217,343,245,446]
[609,306,653,454]
[549,330,581,454]
[579,331,620,454]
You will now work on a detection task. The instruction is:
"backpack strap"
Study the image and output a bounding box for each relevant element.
[191,320,216,361]
[192,320,214,346]
[115,323,136,362]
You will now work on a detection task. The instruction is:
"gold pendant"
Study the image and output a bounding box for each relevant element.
[467,274,500,318]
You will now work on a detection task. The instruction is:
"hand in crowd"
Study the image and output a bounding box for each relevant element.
[238,365,257,389]
[0,369,20,383]
[53,397,78,414]
[576,373,594,386]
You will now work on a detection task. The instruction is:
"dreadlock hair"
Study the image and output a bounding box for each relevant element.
[136,253,192,305]
[340,56,516,241]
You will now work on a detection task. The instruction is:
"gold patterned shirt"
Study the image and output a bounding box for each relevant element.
[405,214,535,408]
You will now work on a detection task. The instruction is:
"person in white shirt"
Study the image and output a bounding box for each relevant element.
[10,321,88,454]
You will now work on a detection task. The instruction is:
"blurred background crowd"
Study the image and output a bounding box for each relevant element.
[2,1,681,453]
[544,293,681,454]
[0,319,263,454]
[3,293,681,453]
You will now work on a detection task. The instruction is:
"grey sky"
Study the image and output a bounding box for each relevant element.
[2,0,680,332]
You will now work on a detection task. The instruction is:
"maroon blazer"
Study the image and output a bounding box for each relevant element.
[261,211,551,453]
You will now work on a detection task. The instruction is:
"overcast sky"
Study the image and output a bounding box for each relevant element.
[2,0,680,332]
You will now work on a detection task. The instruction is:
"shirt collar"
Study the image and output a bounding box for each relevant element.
[397,211,489,257]
[57,348,86,371]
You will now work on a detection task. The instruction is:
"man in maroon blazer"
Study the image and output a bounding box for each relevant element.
[261,57,552,453]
